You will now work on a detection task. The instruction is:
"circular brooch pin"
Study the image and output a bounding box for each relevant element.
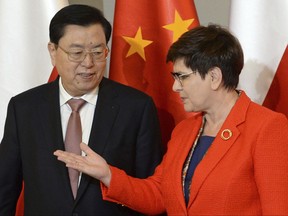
[221,129,232,140]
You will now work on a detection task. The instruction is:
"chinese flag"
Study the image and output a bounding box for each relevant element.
[109,0,199,146]
[229,0,288,118]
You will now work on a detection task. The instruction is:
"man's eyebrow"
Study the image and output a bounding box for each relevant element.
[68,44,84,49]
[69,43,106,49]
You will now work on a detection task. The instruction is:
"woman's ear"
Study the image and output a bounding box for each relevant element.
[47,42,57,66]
[209,67,222,90]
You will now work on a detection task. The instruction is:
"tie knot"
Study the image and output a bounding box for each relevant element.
[68,99,86,112]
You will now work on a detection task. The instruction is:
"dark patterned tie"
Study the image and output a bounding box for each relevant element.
[64,98,86,199]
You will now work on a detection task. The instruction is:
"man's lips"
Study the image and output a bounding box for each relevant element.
[77,72,95,78]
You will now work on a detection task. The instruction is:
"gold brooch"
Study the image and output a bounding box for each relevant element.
[221,129,232,140]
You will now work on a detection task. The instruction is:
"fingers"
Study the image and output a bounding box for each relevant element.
[54,150,81,164]
[53,147,111,185]
[80,142,96,157]
[54,142,89,159]
[54,150,85,171]
[54,150,77,159]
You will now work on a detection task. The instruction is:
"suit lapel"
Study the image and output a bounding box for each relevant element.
[34,78,121,203]
[169,115,203,211]
[87,78,119,155]
[38,79,64,152]
[37,79,76,202]
[76,78,120,200]
[188,125,240,206]
[188,92,250,207]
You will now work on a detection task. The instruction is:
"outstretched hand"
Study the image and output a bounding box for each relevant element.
[54,142,111,187]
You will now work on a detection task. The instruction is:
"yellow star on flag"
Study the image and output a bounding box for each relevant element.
[122,27,153,61]
[163,10,194,42]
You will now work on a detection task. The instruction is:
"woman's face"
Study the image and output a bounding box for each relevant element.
[172,59,212,113]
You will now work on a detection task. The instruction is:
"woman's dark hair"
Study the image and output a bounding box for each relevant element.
[49,4,112,45]
[167,24,244,90]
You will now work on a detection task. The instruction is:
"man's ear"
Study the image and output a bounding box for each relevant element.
[209,67,222,90]
[47,42,57,66]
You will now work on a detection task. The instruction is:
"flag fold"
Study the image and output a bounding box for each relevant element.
[229,0,288,117]
[109,0,199,145]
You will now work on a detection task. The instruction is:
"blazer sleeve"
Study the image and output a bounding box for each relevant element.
[0,98,23,215]
[101,164,165,215]
[253,113,288,215]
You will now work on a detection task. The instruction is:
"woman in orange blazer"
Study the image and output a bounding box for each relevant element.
[55,24,288,215]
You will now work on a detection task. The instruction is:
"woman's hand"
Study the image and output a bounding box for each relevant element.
[54,142,111,187]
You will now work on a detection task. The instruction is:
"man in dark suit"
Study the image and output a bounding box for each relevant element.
[0,4,163,215]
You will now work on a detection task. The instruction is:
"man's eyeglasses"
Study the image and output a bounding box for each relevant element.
[171,71,195,86]
[57,44,109,63]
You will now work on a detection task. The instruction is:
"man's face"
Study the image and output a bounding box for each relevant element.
[48,24,108,97]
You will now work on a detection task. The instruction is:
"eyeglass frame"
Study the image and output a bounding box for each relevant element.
[56,44,109,63]
[171,71,196,86]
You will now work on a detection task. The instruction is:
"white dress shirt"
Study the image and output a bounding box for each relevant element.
[59,77,98,185]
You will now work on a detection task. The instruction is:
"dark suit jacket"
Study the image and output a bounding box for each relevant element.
[0,77,163,216]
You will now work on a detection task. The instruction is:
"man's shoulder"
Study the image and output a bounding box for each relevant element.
[100,78,151,99]
[12,80,57,102]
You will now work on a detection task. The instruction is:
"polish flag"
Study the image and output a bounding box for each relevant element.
[229,0,288,117]
[0,1,68,140]
[0,1,68,215]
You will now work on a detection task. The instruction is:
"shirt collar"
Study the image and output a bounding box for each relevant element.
[59,77,99,106]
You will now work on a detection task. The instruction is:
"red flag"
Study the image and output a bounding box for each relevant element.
[48,66,59,82]
[109,0,199,146]
[15,187,24,215]
[262,46,288,116]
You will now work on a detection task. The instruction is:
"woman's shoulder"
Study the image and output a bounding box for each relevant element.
[177,112,202,126]
[248,99,287,121]
[172,112,203,135]
[237,90,287,122]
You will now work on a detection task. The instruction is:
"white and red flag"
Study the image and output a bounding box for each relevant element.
[0,1,68,214]
[229,0,288,117]
[0,1,68,140]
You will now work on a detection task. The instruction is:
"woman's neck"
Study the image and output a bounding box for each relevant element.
[203,90,239,136]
